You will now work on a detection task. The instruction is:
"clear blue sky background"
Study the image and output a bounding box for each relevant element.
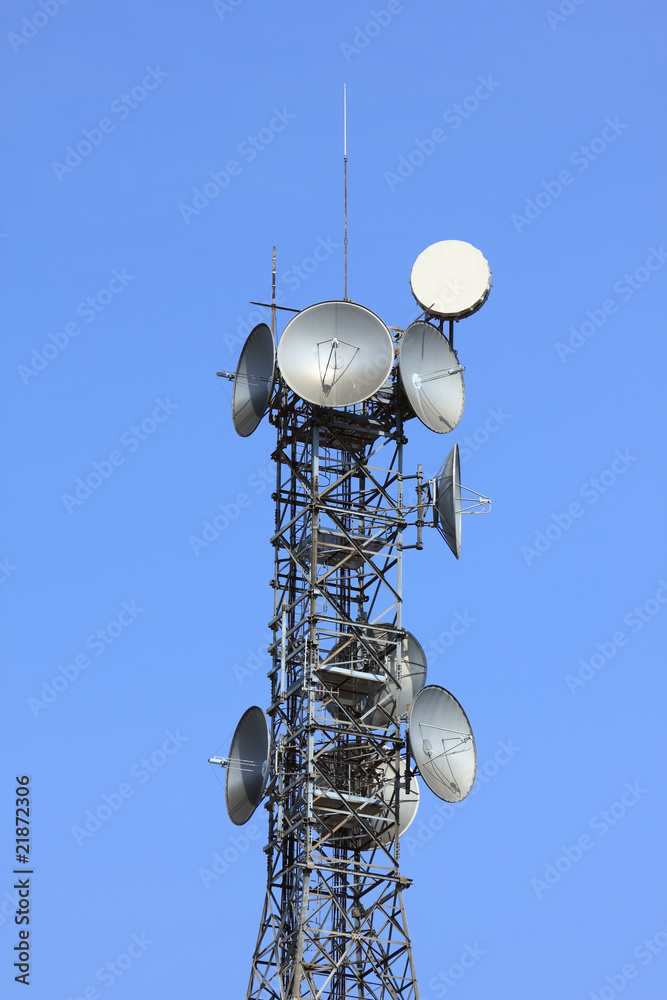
[2,1,666,997]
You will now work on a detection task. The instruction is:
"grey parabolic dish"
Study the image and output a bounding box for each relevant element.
[408,685,476,803]
[363,630,428,727]
[225,706,271,826]
[232,322,275,437]
[436,443,462,559]
[277,300,394,407]
[410,240,491,320]
[398,321,465,434]
[373,759,420,846]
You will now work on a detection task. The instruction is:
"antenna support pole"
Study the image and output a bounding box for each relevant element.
[416,463,424,551]
[271,246,276,336]
[344,84,349,301]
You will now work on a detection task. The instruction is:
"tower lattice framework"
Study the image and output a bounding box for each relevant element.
[246,367,424,1000]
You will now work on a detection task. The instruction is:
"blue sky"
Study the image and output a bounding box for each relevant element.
[2,1,666,997]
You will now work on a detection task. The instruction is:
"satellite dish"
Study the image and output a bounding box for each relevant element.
[312,749,419,851]
[317,629,389,722]
[410,240,491,320]
[436,443,462,559]
[232,323,275,437]
[435,444,491,557]
[225,706,271,825]
[408,685,476,803]
[398,321,465,434]
[373,759,420,846]
[277,300,394,407]
[311,742,383,850]
[363,630,427,727]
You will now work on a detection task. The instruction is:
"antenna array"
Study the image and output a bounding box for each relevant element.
[213,237,492,998]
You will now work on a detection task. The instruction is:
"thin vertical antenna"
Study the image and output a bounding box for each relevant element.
[271,246,276,337]
[343,84,348,301]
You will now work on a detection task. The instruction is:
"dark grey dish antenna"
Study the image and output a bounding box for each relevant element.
[232,322,276,437]
[225,706,271,825]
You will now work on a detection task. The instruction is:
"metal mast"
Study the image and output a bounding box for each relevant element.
[214,236,492,1000]
[247,373,419,999]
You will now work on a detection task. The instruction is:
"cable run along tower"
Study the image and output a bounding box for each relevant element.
[212,102,492,1000]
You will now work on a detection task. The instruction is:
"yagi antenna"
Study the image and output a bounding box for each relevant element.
[344,84,348,301]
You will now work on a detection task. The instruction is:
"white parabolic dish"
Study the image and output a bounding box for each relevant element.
[373,759,420,846]
[277,300,394,407]
[410,240,491,320]
[408,685,476,803]
[363,630,428,727]
[398,321,465,434]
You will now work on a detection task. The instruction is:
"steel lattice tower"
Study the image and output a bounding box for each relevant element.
[215,235,491,1000]
[246,370,421,999]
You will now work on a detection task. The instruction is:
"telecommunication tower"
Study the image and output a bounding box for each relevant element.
[211,231,492,998]
[212,92,491,999]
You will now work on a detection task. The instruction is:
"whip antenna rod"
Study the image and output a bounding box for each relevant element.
[271,246,276,336]
[344,84,348,301]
